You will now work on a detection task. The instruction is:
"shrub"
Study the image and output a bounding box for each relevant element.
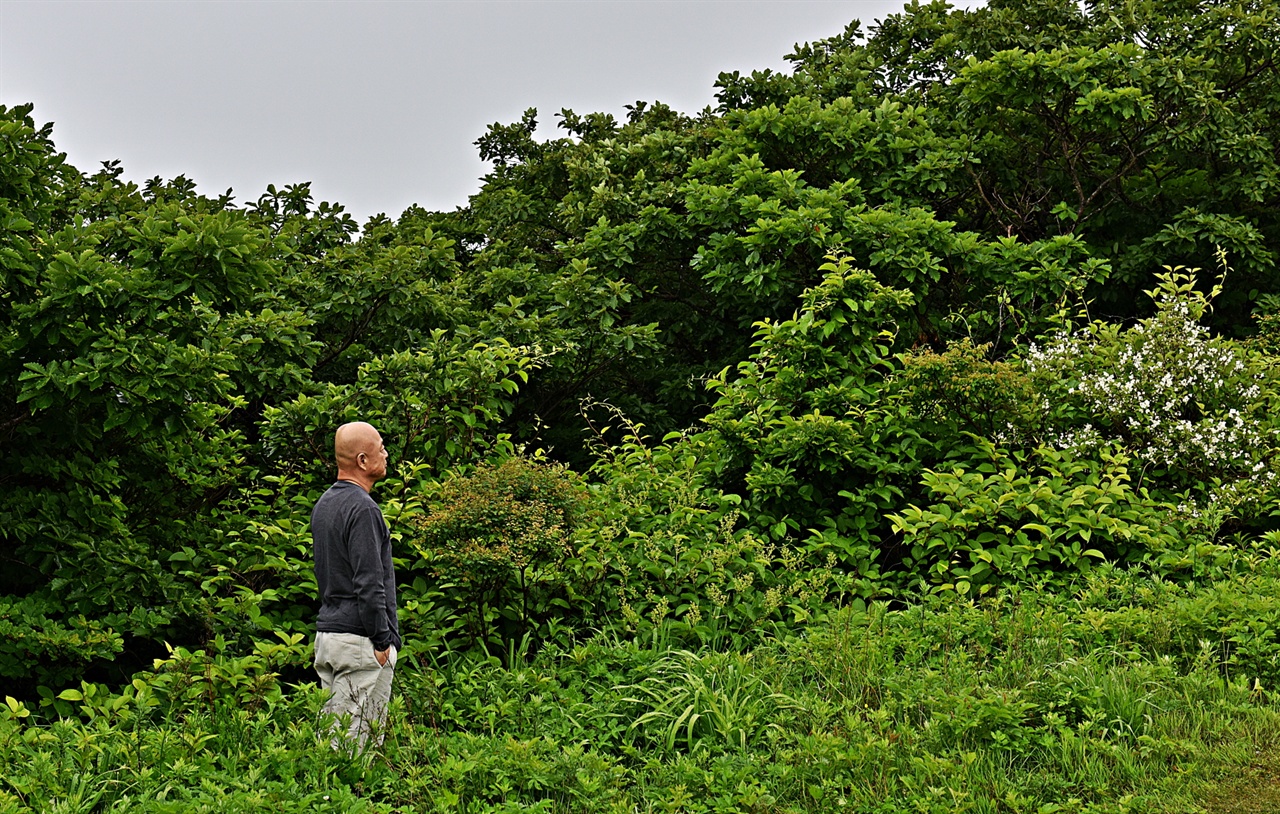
[577,413,852,648]
[888,441,1186,594]
[408,457,587,647]
[1023,266,1280,532]
[894,337,1042,444]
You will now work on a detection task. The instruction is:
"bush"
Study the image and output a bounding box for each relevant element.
[576,413,854,649]
[888,441,1187,594]
[1023,266,1280,532]
[408,457,587,647]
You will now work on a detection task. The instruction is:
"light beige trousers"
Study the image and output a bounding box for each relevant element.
[314,631,397,750]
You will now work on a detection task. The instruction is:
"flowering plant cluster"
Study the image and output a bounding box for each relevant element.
[1022,268,1279,527]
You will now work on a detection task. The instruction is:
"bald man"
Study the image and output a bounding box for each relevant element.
[311,421,401,749]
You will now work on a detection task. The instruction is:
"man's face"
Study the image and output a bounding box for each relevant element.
[363,434,390,482]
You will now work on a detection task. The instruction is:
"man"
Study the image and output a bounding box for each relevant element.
[311,421,400,749]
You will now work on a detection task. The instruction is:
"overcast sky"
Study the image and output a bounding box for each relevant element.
[2,1,968,223]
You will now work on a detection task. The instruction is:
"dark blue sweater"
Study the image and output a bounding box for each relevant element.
[312,481,401,651]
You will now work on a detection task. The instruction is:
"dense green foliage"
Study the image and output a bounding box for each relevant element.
[8,560,1280,812]
[4,0,1280,809]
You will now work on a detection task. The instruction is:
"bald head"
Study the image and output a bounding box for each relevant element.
[334,422,389,490]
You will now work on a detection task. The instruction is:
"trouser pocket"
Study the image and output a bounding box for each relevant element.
[315,632,379,674]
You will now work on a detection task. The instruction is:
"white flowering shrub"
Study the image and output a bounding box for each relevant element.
[1023,268,1279,529]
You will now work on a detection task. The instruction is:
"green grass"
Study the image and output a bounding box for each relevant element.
[7,561,1280,812]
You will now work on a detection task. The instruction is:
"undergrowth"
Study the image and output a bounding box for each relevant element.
[7,554,1280,813]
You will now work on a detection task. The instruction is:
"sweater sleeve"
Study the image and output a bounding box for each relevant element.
[347,505,393,650]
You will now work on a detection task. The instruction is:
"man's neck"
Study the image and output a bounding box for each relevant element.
[335,472,373,492]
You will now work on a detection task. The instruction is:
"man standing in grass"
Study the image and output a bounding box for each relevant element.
[312,421,400,749]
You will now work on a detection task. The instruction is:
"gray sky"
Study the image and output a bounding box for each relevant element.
[1,1,963,223]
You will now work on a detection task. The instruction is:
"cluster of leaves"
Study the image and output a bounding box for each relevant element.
[889,442,1183,594]
[0,597,123,693]
[575,422,848,647]
[0,633,382,813]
